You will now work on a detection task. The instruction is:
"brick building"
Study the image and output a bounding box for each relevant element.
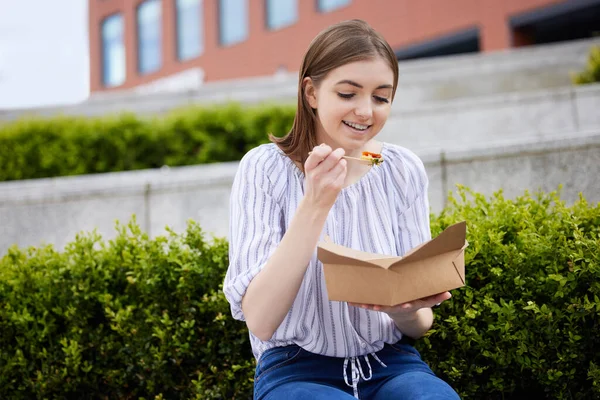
[88,0,600,93]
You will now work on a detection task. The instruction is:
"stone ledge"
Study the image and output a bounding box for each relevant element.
[391,84,600,115]
[396,37,600,78]
[0,162,239,204]
[424,130,600,164]
[2,131,598,205]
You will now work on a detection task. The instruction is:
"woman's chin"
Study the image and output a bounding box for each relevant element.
[341,135,373,150]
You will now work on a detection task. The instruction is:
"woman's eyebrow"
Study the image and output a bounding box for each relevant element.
[335,79,393,90]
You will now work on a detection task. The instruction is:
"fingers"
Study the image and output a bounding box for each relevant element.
[305,145,345,175]
[411,292,451,309]
[427,292,452,304]
[331,158,347,183]
[315,148,345,175]
[304,144,331,171]
[303,145,347,209]
[349,292,453,313]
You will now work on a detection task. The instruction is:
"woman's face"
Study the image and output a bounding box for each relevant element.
[304,57,394,155]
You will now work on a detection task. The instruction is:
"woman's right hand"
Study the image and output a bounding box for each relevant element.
[239,144,347,341]
[303,144,347,210]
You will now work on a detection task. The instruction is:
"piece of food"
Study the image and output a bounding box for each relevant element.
[360,151,384,166]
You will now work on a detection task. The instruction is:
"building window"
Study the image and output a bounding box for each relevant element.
[317,0,351,13]
[137,0,162,74]
[266,0,297,30]
[101,13,126,87]
[176,0,203,60]
[219,0,248,46]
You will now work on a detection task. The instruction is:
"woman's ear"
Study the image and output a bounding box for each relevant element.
[303,77,318,109]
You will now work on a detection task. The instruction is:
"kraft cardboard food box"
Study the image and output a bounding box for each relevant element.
[317,221,468,306]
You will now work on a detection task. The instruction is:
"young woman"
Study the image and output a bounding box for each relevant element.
[224,19,460,400]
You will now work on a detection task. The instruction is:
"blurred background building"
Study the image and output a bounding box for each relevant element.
[88,0,600,93]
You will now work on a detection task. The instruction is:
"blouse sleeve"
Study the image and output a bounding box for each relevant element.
[222,148,284,321]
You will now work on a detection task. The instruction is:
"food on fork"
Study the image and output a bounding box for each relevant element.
[360,151,384,166]
[307,150,384,167]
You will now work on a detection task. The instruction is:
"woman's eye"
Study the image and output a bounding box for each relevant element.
[337,93,354,99]
[374,96,389,104]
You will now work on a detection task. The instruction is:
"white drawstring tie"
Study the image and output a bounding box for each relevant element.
[343,353,387,399]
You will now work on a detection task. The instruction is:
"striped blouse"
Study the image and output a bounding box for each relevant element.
[223,142,431,362]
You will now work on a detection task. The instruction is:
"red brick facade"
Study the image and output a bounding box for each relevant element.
[89,0,565,93]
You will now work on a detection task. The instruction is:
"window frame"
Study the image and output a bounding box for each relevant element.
[316,0,351,13]
[218,0,249,46]
[265,0,298,31]
[136,0,163,75]
[175,0,204,61]
[101,12,126,88]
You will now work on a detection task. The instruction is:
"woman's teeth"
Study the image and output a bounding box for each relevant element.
[343,121,369,131]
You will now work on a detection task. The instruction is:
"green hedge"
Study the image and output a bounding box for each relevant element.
[0,103,295,182]
[1,187,599,399]
[425,187,600,399]
[572,45,600,85]
[0,219,254,399]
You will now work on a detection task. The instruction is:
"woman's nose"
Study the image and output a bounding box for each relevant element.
[354,99,373,120]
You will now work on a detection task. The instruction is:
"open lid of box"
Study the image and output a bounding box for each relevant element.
[389,221,468,268]
[316,238,400,269]
[317,221,468,270]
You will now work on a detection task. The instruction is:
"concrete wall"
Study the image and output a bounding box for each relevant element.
[424,131,600,213]
[0,162,236,253]
[2,130,598,255]
[2,37,599,121]
[381,84,600,152]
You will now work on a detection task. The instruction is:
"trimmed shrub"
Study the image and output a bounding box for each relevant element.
[572,45,600,85]
[424,186,600,399]
[0,218,253,399]
[0,103,295,182]
[0,187,599,399]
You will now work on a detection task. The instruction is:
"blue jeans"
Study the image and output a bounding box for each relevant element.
[254,341,460,400]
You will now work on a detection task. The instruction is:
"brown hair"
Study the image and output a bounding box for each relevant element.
[269,19,399,169]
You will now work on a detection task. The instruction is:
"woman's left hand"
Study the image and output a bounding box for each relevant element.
[349,291,451,317]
